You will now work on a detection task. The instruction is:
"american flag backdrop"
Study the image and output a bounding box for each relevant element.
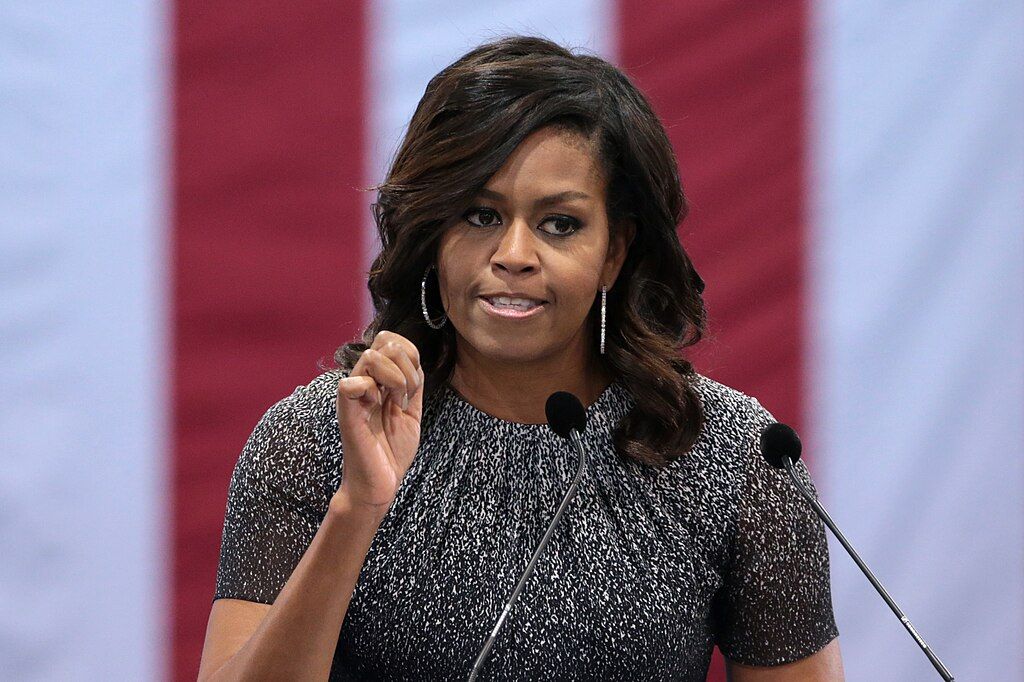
[2,1,1021,680]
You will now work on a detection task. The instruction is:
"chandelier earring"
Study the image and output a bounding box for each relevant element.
[421,264,448,329]
[600,285,607,355]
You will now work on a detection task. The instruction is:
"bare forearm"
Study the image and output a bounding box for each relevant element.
[203,495,386,681]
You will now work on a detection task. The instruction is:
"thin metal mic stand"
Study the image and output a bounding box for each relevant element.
[782,457,955,681]
[468,429,587,681]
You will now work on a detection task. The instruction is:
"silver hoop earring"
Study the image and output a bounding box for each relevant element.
[421,264,448,329]
[600,285,607,355]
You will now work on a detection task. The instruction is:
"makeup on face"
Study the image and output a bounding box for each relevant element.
[436,126,614,363]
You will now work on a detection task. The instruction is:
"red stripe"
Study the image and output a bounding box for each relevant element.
[172,2,368,677]
[615,2,810,678]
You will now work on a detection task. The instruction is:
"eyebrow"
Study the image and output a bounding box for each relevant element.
[475,188,592,209]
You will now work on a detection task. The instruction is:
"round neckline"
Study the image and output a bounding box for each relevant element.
[439,378,626,432]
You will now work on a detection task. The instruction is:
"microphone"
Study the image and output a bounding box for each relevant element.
[468,392,590,681]
[760,422,955,681]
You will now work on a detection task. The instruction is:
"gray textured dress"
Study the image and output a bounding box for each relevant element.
[214,368,839,680]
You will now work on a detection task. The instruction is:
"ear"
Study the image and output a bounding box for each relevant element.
[601,219,636,288]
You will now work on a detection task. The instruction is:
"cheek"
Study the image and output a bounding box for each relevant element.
[436,269,459,311]
[437,254,482,316]
[435,235,465,306]
[550,262,602,317]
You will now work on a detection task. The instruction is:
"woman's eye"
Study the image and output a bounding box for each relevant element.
[463,207,500,227]
[541,215,582,236]
[462,207,580,236]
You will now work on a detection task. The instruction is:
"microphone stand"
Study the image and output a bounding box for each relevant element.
[782,457,954,681]
[468,429,587,681]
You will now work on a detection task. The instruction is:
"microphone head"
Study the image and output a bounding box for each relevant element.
[545,391,587,439]
[759,422,802,469]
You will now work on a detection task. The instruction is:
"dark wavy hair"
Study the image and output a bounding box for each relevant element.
[330,35,708,467]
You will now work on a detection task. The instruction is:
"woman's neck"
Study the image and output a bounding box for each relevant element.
[448,346,613,424]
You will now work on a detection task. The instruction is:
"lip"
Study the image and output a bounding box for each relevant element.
[478,296,547,320]
[478,292,548,303]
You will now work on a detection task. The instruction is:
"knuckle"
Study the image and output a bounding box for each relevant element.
[356,349,381,374]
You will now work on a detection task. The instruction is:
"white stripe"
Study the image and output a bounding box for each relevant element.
[363,0,615,323]
[0,1,169,679]
[808,1,1024,678]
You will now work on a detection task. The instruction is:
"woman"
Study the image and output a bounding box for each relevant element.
[198,36,843,680]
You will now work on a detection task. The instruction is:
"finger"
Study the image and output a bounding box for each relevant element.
[353,348,409,407]
[371,331,421,368]
[384,364,426,415]
[371,332,421,385]
[336,374,383,409]
[373,340,420,407]
[371,332,423,411]
[409,364,426,415]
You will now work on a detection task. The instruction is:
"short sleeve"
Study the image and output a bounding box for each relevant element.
[213,389,333,605]
[711,397,839,666]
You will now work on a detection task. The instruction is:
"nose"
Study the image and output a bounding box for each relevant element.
[490,217,540,274]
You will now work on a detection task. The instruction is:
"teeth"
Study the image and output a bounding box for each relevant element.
[488,296,541,310]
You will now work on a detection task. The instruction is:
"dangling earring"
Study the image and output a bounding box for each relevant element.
[421,264,448,329]
[599,285,607,355]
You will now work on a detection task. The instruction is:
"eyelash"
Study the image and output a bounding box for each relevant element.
[462,207,582,237]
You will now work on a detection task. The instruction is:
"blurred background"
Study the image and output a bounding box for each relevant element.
[2,1,1021,680]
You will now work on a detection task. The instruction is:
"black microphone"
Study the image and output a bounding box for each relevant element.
[468,392,589,681]
[760,422,955,681]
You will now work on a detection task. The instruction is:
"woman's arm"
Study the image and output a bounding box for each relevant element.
[726,638,844,682]
[197,494,385,681]
[199,332,425,680]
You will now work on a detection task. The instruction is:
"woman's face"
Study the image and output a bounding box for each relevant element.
[436,125,632,366]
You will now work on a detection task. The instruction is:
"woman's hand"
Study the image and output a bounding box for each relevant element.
[334,330,425,514]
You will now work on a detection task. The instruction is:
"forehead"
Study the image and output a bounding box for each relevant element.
[482,126,605,197]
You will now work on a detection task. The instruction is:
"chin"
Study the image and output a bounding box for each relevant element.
[464,334,549,364]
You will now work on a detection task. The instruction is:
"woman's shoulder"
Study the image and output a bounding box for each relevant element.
[285,366,349,428]
[675,371,778,482]
[262,366,348,449]
[687,371,774,434]
[650,373,783,530]
[230,367,348,512]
